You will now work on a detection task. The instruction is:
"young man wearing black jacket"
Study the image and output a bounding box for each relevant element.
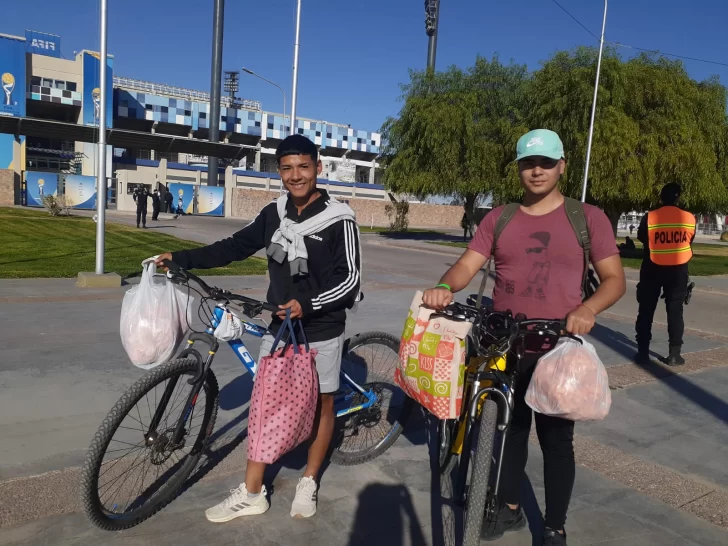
[155,135,361,522]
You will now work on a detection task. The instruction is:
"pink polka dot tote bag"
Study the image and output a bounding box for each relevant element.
[247,311,320,464]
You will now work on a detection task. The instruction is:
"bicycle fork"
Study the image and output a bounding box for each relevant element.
[456,380,514,503]
[145,334,219,448]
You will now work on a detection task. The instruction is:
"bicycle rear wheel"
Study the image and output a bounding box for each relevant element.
[330,331,413,466]
[80,358,219,530]
[462,398,498,546]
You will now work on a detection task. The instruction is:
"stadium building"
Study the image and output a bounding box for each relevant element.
[0,29,387,217]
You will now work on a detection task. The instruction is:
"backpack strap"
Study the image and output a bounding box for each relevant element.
[563,197,592,299]
[475,204,520,311]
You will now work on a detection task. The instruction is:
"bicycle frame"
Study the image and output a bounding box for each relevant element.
[453,353,517,503]
[148,304,380,448]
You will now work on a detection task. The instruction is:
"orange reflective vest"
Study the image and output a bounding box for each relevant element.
[647,206,696,266]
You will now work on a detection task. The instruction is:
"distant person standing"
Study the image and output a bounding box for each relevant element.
[164,188,173,213]
[461,212,474,242]
[629,224,635,236]
[151,190,161,221]
[635,183,696,366]
[133,186,150,229]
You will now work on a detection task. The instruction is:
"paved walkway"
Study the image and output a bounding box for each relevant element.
[1,213,728,544]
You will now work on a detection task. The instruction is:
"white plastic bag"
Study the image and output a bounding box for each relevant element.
[120,259,193,369]
[525,336,611,421]
[213,308,244,341]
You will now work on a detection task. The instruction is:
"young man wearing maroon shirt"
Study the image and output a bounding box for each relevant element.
[423,129,626,545]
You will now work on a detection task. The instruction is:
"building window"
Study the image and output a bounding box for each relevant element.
[327,132,332,139]
[316,131,321,137]
[371,140,376,146]
[357,138,362,144]
[268,122,274,130]
[145,104,153,111]
[66,82,77,92]
[254,121,261,127]
[200,112,207,119]
[184,109,192,116]
[42,78,53,88]
[343,135,348,141]
[120,100,128,107]
[161,106,168,113]
[298,128,304,135]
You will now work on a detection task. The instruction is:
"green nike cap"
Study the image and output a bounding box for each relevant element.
[516,129,565,161]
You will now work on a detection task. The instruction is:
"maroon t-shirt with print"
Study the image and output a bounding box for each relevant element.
[468,203,618,320]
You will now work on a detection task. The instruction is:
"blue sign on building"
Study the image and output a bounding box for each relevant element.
[25,30,61,58]
[82,52,113,127]
[0,34,26,118]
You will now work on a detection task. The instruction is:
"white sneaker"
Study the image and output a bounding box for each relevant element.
[205,483,269,523]
[290,476,318,518]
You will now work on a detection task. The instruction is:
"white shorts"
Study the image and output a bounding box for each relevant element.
[259,333,345,394]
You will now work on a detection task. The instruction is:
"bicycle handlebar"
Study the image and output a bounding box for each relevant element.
[161,259,280,314]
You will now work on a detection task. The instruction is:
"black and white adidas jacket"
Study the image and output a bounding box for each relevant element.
[171,189,361,343]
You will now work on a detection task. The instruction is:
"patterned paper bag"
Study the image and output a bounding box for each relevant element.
[395,291,473,419]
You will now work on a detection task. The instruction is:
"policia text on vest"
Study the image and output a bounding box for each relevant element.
[647,206,696,266]
[635,183,696,367]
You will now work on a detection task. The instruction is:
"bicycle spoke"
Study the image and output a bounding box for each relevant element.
[99,447,148,503]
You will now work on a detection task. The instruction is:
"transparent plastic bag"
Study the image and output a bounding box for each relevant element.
[120,259,193,369]
[525,336,611,421]
[213,308,244,341]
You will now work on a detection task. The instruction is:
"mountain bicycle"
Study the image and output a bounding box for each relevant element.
[433,297,575,546]
[80,260,412,530]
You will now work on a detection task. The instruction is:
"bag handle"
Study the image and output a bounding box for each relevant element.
[268,311,311,356]
[294,319,310,352]
[269,309,300,355]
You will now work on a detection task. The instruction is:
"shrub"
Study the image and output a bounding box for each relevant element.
[385,200,409,232]
[41,195,72,217]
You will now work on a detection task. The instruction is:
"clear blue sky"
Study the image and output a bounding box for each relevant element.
[4,0,727,134]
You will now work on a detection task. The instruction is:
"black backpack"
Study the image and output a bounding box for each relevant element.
[474,197,598,311]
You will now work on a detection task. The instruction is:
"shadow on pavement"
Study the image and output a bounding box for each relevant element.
[377,231,464,243]
[347,483,427,546]
[590,323,728,426]
[520,474,544,546]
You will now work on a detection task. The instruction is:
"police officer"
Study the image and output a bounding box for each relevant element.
[164,187,173,213]
[151,189,161,221]
[133,185,150,228]
[635,183,696,366]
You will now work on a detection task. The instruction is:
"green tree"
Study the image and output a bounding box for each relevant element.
[380,56,529,223]
[525,47,728,228]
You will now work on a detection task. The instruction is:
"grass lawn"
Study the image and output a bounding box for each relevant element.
[0,207,268,279]
[430,238,728,276]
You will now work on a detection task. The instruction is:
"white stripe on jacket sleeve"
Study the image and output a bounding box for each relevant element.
[311,221,360,310]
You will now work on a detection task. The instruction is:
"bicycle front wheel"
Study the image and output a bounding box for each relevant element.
[80,358,219,530]
[462,398,498,546]
[331,331,413,466]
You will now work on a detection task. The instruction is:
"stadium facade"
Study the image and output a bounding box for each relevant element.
[0,29,386,216]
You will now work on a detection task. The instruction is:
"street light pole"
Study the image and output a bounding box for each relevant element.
[581,0,608,203]
[289,0,302,133]
[208,0,225,187]
[425,0,440,71]
[241,68,287,138]
[95,0,108,274]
